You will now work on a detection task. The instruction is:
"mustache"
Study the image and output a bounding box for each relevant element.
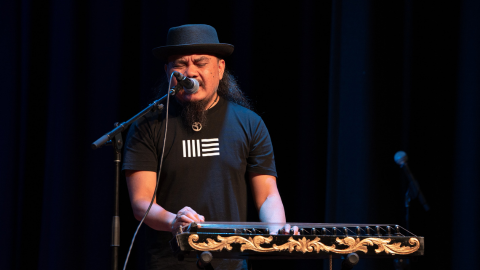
[174,78,204,90]
[175,84,203,96]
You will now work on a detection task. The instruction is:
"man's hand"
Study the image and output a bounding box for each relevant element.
[277,224,300,235]
[268,223,300,235]
[171,206,205,234]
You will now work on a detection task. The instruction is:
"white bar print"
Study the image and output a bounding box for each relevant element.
[202,143,219,147]
[201,138,220,156]
[202,152,220,157]
[197,140,201,156]
[201,138,218,142]
[192,140,196,157]
[183,138,220,157]
[182,140,186,157]
[202,148,219,152]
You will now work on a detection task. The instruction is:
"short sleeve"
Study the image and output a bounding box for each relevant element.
[246,118,277,177]
[122,114,161,172]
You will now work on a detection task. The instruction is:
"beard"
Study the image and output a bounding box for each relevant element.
[179,90,217,130]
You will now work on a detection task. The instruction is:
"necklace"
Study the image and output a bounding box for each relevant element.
[207,94,219,110]
[192,94,219,132]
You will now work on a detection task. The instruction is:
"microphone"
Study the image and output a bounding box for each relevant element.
[394,151,430,211]
[172,71,199,94]
[394,151,408,166]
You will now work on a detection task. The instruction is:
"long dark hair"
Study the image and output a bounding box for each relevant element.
[155,69,252,110]
[217,70,252,110]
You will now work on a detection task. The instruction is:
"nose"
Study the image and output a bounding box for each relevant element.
[184,65,199,78]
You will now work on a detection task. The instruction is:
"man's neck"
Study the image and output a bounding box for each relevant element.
[205,92,219,111]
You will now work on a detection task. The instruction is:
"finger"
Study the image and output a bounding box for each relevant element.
[174,222,189,230]
[284,224,291,235]
[293,226,300,235]
[178,207,190,216]
[180,207,202,222]
[199,215,205,222]
[192,213,202,221]
[178,214,194,224]
[184,212,202,222]
[183,206,198,215]
[268,225,282,235]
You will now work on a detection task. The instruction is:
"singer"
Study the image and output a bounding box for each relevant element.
[122,24,289,270]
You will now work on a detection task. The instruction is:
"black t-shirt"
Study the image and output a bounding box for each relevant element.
[122,96,276,269]
[123,96,277,221]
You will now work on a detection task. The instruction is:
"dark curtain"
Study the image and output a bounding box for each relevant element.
[326,0,480,269]
[1,0,478,269]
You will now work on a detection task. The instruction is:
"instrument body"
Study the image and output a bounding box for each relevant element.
[171,222,425,260]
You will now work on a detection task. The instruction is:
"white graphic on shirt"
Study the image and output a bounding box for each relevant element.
[182,138,220,157]
[192,122,202,132]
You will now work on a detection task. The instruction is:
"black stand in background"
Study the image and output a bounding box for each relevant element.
[394,151,430,229]
[91,88,176,270]
[393,151,429,270]
[403,163,430,229]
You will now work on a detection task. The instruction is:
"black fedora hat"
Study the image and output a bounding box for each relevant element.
[152,24,234,61]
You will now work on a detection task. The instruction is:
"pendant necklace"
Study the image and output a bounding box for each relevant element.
[192,94,218,132]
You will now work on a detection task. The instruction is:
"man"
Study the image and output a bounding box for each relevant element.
[123,24,290,270]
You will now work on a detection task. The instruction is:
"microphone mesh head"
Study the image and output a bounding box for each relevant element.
[394,151,408,165]
[184,78,199,94]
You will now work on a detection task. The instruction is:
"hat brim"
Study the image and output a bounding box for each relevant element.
[153,43,234,61]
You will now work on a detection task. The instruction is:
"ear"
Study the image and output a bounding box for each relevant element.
[218,59,225,80]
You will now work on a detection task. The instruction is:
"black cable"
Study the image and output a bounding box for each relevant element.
[122,73,175,270]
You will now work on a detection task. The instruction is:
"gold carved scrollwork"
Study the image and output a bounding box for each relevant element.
[333,237,420,255]
[187,234,420,255]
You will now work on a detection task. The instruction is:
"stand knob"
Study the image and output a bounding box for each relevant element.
[197,251,213,269]
[341,253,360,270]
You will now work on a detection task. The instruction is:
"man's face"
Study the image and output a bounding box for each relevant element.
[165,54,225,107]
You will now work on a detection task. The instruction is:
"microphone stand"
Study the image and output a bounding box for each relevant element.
[395,161,429,270]
[91,88,176,270]
[401,163,430,231]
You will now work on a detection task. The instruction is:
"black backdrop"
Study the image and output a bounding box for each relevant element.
[1,0,479,269]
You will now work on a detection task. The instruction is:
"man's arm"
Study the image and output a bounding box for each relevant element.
[125,170,204,232]
[249,172,299,234]
[249,173,286,223]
